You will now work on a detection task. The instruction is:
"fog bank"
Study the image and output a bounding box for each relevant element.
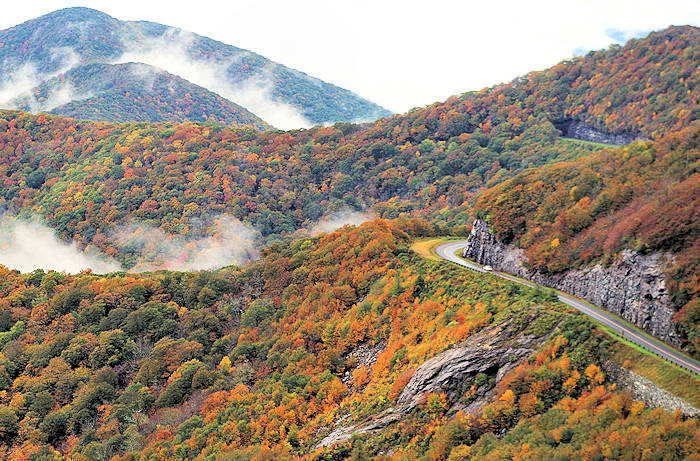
[0,215,122,274]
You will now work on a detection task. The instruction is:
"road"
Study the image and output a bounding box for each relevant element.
[435,241,700,375]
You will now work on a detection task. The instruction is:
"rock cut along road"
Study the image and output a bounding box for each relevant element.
[435,241,700,375]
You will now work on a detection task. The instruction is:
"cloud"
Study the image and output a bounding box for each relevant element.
[0,213,259,274]
[109,215,260,271]
[605,28,653,43]
[114,28,311,129]
[309,208,376,236]
[0,214,121,274]
[36,80,90,112]
[2,79,89,114]
[0,47,82,112]
[127,62,164,92]
[225,68,312,130]
[0,62,43,109]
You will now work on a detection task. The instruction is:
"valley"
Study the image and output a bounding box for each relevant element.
[0,9,697,460]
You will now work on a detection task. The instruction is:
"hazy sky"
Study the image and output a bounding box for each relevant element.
[2,1,698,113]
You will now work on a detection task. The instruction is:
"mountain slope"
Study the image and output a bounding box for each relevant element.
[0,220,696,459]
[0,21,698,459]
[7,62,271,129]
[0,7,391,128]
[0,27,696,255]
[0,27,696,350]
[470,124,699,356]
[376,25,698,144]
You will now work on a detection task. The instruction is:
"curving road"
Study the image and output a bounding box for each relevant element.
[436,241,700,375]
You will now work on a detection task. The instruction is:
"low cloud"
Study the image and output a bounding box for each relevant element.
[38,81,84,111]
[13,80,87,113]
[127,62,164,92]
[0,47,81,112]
[0,62,43,108]
[0,215,121,274]
[0,214,260,274]
[110,215,259,272]
[225,68,312,130]
[115,28,311,130]
[309,208,376,236]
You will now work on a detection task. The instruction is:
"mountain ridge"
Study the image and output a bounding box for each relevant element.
[0,220,696,459]
[0,7,392,128]
[6,62,272,129]
[0,25,695,253]
[0,24,697,355]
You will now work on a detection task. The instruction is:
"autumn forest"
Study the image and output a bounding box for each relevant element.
[0,11,697,460]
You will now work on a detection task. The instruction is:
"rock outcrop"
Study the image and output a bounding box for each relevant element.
[342,341,386,387]
[553,118,648,145]
[603,362,699,417]
[396,319,547,409]
[316,316,551,448]
[463,219,678,345]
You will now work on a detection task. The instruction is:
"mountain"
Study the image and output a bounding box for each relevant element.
[0,26,696,248]
[6,62,271,129]
[0,220,696,459]
[0,21,698,460]
[0,219,700,460]
[0,7,392,128]
[0,26,696,346]
[0,26,697,357]
[468,124,699,355]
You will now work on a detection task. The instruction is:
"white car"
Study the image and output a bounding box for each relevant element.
[483,265,493,271]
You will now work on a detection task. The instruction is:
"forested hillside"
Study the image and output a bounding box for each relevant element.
[0,109,597,267]
[7,63,271,129]
[0,220,696,459]
[0,8,391,127]
[0,9,698,461]
[473,124,699,356]
[0,26,696,270]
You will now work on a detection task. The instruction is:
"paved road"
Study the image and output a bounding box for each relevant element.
[435,241,700,375]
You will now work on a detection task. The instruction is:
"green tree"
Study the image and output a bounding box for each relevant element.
[0,406,18,443]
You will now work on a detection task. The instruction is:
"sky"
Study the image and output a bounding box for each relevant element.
[1,0,699,113]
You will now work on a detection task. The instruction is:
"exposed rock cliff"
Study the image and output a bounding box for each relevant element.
[463,219,678,344]
[553,118,648,145]
[316,316,551,448]
[396,319,547,409]
[603,362,699,417]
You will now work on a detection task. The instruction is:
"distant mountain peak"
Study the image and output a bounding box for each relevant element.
[33,6,115,20]
[3,62,272,129]
[0,8,391,129]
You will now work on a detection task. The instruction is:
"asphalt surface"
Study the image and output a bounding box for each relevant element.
[435,241,700,375]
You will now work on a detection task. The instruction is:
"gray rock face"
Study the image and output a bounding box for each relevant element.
[397,320,546,409]
[565,120,647,145]
[603,362,699,417]
[463,219,678,344]
[315,318,549,449]
[314,410,403,449]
